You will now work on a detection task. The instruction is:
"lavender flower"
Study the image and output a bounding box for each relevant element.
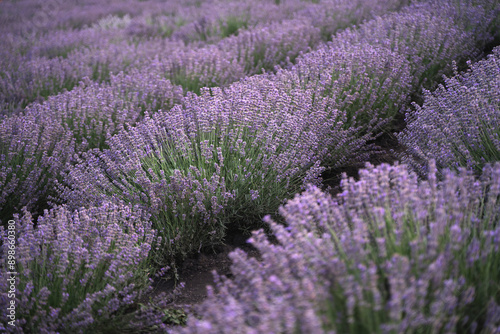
[398,46,500,176]
[330,0,499,94]
[0,203,157,333]
[173,161,500,333]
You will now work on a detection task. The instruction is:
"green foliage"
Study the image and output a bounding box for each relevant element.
[319,172,500,333]
[219,16,248,38]
[453,120,500,175]
[158,308,188,326]
[168,69,206,95]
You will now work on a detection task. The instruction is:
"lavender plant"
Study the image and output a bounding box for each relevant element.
[57,75,366,267]
[398,46,500,176]
[218,15,248,38]
[0,203,157,333]
[0,110,75,226]
[174,161,500,333]
[219,18,321,75]
[34,69,183,150]
[160,45,245,95]
[330,0,499,94]
[287,43,412,132]
[296,0,411,42]
[0,69,182,226]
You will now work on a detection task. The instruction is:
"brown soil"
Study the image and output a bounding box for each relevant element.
[138,233,262,310]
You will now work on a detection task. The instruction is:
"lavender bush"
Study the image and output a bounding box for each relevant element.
[219,18,321,75]
[0,70,181,226]
[286,43,412,132]
[157,45,245,95]
[30,69,183,150]
[175,161,500,333]
[398,46,500,176]
[57,75,370,267]
[295,0,411,42]
[0,203,157,333]
[0,109,74,226]
[330,0,499,94]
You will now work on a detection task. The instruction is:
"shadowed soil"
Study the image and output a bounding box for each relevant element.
[138,232,262,309]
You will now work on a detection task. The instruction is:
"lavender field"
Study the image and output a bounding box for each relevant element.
[1,0,500,332]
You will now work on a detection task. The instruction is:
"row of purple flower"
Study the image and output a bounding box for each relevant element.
[0,0,499,332]
[0,0,405,114]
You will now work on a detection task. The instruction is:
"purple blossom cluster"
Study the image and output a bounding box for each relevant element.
[329,0,499,93]
[175,161,500,333]
[0,68,182,225]
[398,46,500,176]
[0,202,157,333]
[286,42,412,131]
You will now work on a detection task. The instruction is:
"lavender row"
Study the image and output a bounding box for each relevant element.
[160,18,322,94]
[0,37,187,115]
[329,0,500,95]
[0,0,409,55]
[0,0,188,37]
[398,46,500,176]
[0,70,183,225]
[286,0,500,132]
[0,202,159,333]
[56,74,369,267]
[173,161,500,333]
[0,0,409,114]
[283,43,413,134]
[127,0,413,93]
